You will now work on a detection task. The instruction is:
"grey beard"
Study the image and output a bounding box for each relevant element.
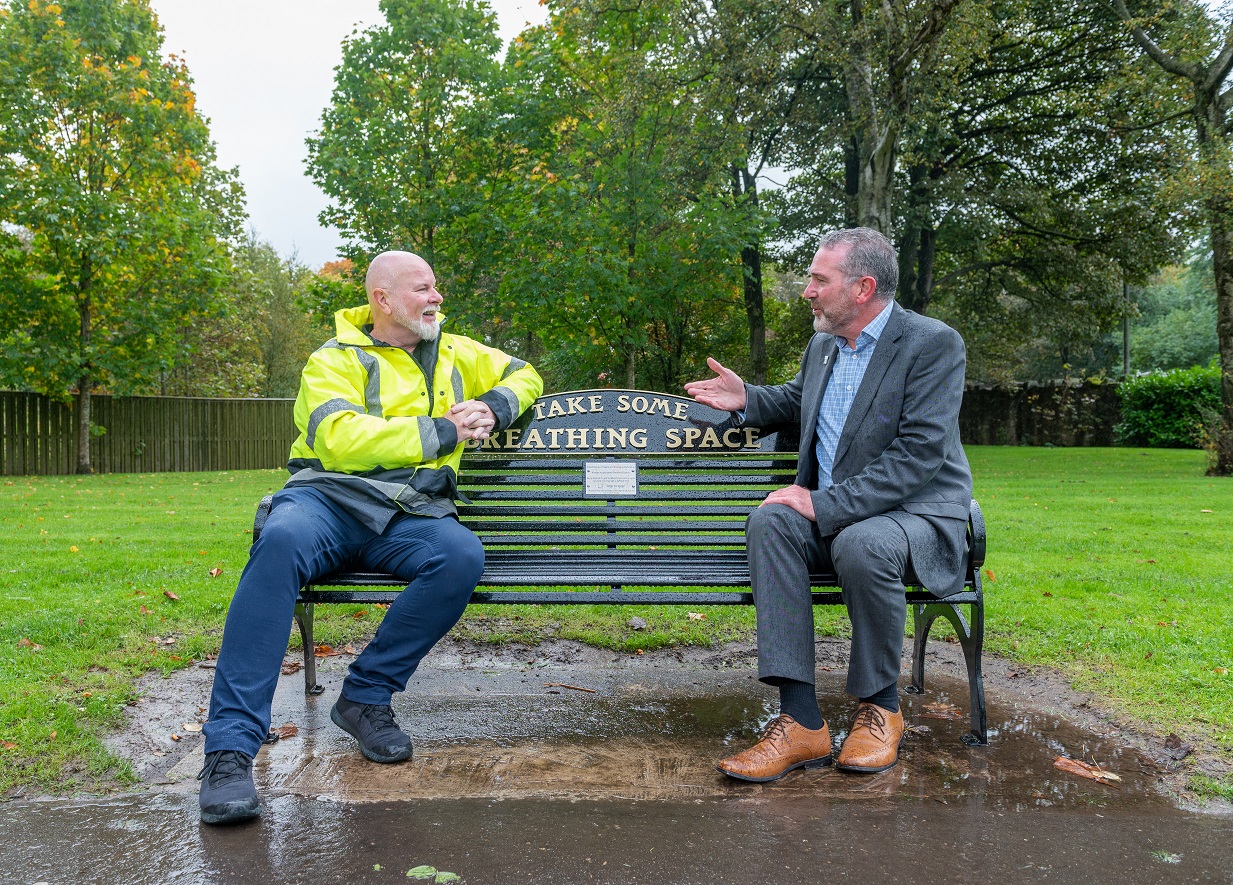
[406,317,440,341]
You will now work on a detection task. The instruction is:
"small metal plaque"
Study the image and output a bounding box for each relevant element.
[584,460,638,498]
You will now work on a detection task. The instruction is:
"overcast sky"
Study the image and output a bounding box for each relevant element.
[151,0,547,270]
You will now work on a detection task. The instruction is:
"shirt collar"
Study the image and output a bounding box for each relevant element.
[842,298,894,351]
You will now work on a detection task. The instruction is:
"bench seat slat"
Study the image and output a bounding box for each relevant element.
[473,533,747,546]
[463,489,776,503]
[462,519,749,534]
[459,504,758,517]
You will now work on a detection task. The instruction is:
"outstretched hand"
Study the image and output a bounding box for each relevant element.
[683,357,747,412]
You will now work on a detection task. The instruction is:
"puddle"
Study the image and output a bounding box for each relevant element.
[143,653,1176,814]
[9,640,1231,884]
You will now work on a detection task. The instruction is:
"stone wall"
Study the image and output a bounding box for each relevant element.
[960,381,1121,447]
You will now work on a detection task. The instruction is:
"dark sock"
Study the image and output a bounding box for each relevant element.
[775,679,824,730]
[860,681,900,714]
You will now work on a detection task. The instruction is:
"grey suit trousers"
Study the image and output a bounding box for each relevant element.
[747,503,916,699]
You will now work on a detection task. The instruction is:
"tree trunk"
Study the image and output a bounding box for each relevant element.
[844,136,860,228]
[76,286,93,475]
[1208,188,1233,475]
[732,166,767,384]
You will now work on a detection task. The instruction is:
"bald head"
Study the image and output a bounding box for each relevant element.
[365,251,433,300]
[364,251,442,349]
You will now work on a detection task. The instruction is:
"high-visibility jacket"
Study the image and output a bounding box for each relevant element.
[283,304,543,532]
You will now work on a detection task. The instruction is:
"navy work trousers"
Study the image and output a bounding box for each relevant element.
[203,485,485,758]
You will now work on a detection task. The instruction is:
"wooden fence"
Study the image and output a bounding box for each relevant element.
[1,391,297,475]
[3,381,1129,476]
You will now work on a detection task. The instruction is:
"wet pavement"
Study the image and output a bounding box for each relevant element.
[4,641,1232,883]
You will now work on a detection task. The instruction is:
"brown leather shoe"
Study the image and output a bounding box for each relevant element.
[835,703,905,773]
[716,715,832,783]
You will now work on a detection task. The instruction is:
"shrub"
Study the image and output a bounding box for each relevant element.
[1116,366,1221,448]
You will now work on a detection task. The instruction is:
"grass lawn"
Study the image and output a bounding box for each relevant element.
[0,448,1230,799]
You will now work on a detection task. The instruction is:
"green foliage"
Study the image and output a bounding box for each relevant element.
[1129,250,1219,373]
[305,0,505,292]
[1117,366,1221,448]
[766,0,1187,384]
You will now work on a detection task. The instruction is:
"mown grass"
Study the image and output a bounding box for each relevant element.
[0,448,1229,799]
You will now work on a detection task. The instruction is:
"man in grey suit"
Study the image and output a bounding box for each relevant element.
[684,227,972,781]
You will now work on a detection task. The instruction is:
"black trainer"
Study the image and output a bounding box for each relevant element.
[330,696,413,763]
[197,750,260,825]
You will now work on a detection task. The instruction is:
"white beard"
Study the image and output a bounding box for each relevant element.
[391,301,440,341]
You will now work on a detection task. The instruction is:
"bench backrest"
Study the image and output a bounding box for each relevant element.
[456,389,798,552]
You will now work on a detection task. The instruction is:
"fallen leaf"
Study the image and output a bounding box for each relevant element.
[182,722,202,733]
[342,643,358,655]
[1215,667,1229,676]
[272,722,299,739]
[208,567,223,578]
[1053,756,1121,784]
[628,616,647,630]
[543,682,597,693]
[140,605,151,614]
[163,637,176,645]
[170,733,181,742]
[352,610,366,618]
[1,742,16,750]
[280,661,303,675]
[435,874,461,883]
[984,568,996,582]
[406,866,437,880]
[163,590,179,601]
[687,611,706,621]
[48,731,56,741]
[1042,591,1053,597]
[314,644,345,658]
[634,648,644,655]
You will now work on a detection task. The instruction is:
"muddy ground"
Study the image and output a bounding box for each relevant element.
[105,632,1231,815]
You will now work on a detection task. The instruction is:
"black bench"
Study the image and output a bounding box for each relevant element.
[256,389,988,745]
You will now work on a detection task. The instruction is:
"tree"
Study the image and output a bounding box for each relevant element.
[1110,0,1233,474]
[492,0,757,391]
[1128,248,1219,372]
[305,0,507,298]
[0,0,243,471]
[766,0,1185,382]
[157,233,327,398]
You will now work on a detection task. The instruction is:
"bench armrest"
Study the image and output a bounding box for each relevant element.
[253,495,274,545]
[968,499,986,570]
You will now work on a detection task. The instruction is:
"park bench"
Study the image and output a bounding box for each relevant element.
[255,389,988,745]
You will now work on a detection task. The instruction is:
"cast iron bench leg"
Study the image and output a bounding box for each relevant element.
[908,601,988,746]
[292,601,324,695]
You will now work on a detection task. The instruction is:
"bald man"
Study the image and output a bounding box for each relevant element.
[198,251,543,825]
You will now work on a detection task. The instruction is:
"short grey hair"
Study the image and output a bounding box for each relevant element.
[818,228,898,302]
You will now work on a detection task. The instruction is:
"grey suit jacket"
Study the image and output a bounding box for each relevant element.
[744,302,973,597]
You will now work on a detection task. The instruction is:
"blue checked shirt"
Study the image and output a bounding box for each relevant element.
[814,299,895,489]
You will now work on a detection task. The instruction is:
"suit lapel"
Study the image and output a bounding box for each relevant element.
[797,334,839,475]
[833,304,903,468]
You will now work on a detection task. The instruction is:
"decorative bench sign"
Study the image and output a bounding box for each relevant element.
[466,388,791,455]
